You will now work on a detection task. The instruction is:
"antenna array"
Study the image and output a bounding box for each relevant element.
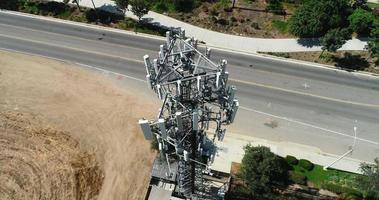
[139,29,239,199]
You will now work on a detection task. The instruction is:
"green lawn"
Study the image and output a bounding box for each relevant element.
[271,20,288,33]
[368,2,379,9]
[291,163,360,189]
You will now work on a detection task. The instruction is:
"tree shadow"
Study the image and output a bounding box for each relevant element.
[296,38,321,48]
[334,52,369,71]
[98,4,124,15]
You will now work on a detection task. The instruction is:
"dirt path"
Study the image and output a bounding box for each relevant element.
[0,50,159,200]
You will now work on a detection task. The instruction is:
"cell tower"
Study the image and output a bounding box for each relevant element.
[139,29,239,199]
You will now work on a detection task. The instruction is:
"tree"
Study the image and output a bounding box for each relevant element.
[130,0,149,21]
[320,28,351,55]
[357,158,379,199]
[266,0,284,15]
[288,0,350,37]
[348,8,374,35]
[112,0,129,13]
[368,27,379,65]
[238,145,288,197]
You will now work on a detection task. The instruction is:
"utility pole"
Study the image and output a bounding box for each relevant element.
[139,29,239,199]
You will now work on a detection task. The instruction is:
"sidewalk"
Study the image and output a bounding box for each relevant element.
[212,132,363,174]
[72,0,367,53]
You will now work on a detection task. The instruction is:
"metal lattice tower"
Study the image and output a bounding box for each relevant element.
[139,29,239,199]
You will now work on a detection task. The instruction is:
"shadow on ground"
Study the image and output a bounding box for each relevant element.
[334,52,369,71]
[296,38,321,48]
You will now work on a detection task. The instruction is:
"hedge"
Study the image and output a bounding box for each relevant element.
[286,155,299,165]
[289,171,307,185]
[298,159,314,171]
[321,183,362,198]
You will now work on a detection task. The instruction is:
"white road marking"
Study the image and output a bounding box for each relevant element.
[230,78,379,108]
[0,22,156,54]
[3,32,377,108]
[1,45,378,147]
[239,106,379,146]
[74,62,146,83]
[0,33,144,64]
[1,9,378,80]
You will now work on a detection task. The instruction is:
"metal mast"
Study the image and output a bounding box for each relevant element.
[139,29,239,199]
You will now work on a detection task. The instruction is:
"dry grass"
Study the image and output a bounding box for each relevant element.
[0,50,159,200]
[0,112,103,200]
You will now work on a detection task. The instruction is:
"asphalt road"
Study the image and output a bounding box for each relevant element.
[0,12,378,162]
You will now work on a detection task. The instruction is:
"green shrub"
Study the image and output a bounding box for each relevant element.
[272,20,288,33]
[153,1,168,13]
[23,2,39,14]
[319,52,334,62]
[348,8,374,35]
[299,159,314,171]
[286,155,298,165]
[266,0,284,14]
[173,0,198,12]
[289,171,307,185]
[321,183,362,198]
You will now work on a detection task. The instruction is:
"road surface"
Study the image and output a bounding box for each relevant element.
[0,11,378,163]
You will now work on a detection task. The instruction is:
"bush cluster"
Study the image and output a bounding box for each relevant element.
[298,159,314,171]
[288,171,307,185]
[285,155,298,165]
[2,0,69,16]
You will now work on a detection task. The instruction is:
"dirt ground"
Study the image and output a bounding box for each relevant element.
[167,0,296,38]
[0,50,159,200]
[0,112,103,200]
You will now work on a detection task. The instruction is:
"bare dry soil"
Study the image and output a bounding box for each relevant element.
[0,50,159,200]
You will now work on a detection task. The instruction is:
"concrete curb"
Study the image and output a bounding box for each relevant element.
[1,9,378,80]
[212,131,369,174]
[0,9,166,41]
